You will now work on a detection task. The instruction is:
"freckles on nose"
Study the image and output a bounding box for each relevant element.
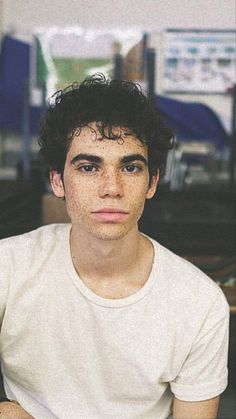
[104,170,123,184]
[99,170,124,196]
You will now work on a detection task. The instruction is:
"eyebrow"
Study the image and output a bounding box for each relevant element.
[71,154,102,165]
[70,153,148,166]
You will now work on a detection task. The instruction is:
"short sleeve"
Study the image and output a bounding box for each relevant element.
[170,291,230,401]
[0,242,11,325]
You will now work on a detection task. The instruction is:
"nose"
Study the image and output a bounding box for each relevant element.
[98,169,124,198]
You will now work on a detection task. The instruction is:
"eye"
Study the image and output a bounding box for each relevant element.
[78,164,98,173]
[123,164,142,173]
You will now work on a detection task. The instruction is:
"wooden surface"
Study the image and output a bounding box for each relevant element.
[221,285,236,314]
[41,193,70,225]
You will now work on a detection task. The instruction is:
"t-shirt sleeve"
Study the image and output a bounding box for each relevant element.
[170,290,230,402]
[0,243,11,325]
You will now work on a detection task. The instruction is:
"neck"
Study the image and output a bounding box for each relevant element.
[70,225,143,281]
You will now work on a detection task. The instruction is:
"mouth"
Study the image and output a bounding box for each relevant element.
[91,208,129,222]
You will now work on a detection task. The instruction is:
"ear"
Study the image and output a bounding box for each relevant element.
[50,170,65,198]
[146,171,159,200]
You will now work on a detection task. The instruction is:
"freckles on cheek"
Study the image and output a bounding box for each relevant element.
[65,181,96,216]
[63,179,80,211]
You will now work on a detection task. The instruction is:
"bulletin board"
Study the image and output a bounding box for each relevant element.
[163,29,236,94]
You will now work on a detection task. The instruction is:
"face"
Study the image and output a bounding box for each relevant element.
[51,124,158,241]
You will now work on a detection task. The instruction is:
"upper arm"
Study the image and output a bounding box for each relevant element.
[0,244,11,324]
[173,395,220,419]
[170,292,229,403]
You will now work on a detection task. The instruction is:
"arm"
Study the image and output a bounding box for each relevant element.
[170,292,229,415]
[0,400,34,418]
[173,395,220,419]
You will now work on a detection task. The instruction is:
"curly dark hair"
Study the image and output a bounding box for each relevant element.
[38,74,173,179]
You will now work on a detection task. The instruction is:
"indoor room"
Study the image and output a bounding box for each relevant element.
[0,1,235,418]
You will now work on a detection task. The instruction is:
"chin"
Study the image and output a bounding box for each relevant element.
[89,224,135,241]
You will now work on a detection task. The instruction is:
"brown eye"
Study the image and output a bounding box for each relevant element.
[123,164,141,173]
[79,164,97,173]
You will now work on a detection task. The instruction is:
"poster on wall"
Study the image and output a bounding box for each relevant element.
[163,29,236,94]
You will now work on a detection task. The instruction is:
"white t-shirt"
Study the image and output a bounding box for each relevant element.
[0,224,229,419]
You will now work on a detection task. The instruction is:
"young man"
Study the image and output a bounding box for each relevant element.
[0,75,229,419]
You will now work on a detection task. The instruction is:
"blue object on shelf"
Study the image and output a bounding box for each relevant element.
[155,95,229,149]
[0,35,42,135]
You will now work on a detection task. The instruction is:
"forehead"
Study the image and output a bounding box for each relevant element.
[67,124,147,160]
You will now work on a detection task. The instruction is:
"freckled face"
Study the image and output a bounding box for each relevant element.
[51,125,158,241]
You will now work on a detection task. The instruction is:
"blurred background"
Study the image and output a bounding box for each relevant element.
[0,1,235,417]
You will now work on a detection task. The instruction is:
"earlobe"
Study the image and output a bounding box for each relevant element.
[50,170,65,198]
[146,171,159,199]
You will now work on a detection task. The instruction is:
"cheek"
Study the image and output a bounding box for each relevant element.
[122,177,149,211]
[64,178,97,216]
[128,183,149,213]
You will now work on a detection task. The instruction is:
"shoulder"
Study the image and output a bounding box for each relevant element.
[0,224,70,318]
[0,223,70,266]
[149,236,229,315]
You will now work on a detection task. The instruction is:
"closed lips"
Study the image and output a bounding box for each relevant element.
[92,209,128,213]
